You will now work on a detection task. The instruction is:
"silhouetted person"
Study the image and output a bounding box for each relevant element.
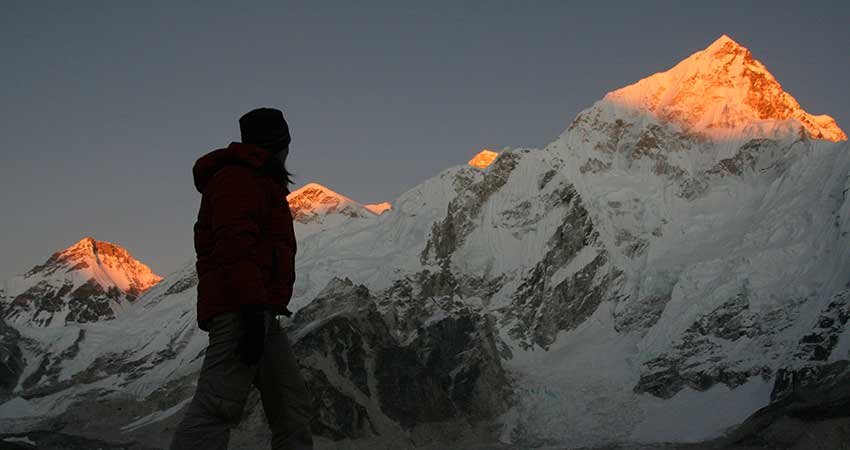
[170,108,313,450]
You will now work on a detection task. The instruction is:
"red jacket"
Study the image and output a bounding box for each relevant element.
[192,142,297,331]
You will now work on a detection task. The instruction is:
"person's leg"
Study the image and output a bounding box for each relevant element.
[170,312,257,450]
[255,313,314,450]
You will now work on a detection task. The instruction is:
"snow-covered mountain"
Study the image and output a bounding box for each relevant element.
[596,35,845,143]
[287,182,384,239]
[1,237,162,327]
[1,35,848,450]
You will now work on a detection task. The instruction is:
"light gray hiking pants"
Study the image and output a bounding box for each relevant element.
[170,312,313,450]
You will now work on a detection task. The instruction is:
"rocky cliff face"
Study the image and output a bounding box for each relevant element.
[287,277,510,445]
[0,318,24,402]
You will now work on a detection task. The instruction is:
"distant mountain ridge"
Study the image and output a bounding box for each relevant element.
[1,237,161,327]
[287,182,377,223]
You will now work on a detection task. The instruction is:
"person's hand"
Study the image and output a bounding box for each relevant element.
[235,308,265,365]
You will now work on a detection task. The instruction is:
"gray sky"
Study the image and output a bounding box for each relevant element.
[1,1,848,279]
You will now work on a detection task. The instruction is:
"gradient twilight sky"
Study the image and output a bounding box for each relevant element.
[1,1,848,279]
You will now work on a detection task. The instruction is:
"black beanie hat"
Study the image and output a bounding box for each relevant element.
[239,108,291,150]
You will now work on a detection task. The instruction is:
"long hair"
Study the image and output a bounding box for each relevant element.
[261,151,295,192]
[280,161,295,190]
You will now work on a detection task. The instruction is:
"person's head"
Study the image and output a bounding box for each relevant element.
[239,107,295,189]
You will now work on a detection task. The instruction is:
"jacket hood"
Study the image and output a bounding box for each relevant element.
[193,142,273,193]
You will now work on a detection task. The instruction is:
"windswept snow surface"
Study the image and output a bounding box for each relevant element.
[498,303,774,446]
[0,398,38,419]
[1,436,36,446]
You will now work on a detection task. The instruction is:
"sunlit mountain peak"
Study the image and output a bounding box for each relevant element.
[603,35,846,142]
[364,202,392,215]
[2,237,162,326]
[468,149,500,168]
[286,182,377,223]
[36,237,162,295]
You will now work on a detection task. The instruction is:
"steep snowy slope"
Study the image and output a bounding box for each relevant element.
[1,35,848,449]
[1,238,162,327]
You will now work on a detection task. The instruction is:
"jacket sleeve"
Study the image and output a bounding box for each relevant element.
[209,166,268,307]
